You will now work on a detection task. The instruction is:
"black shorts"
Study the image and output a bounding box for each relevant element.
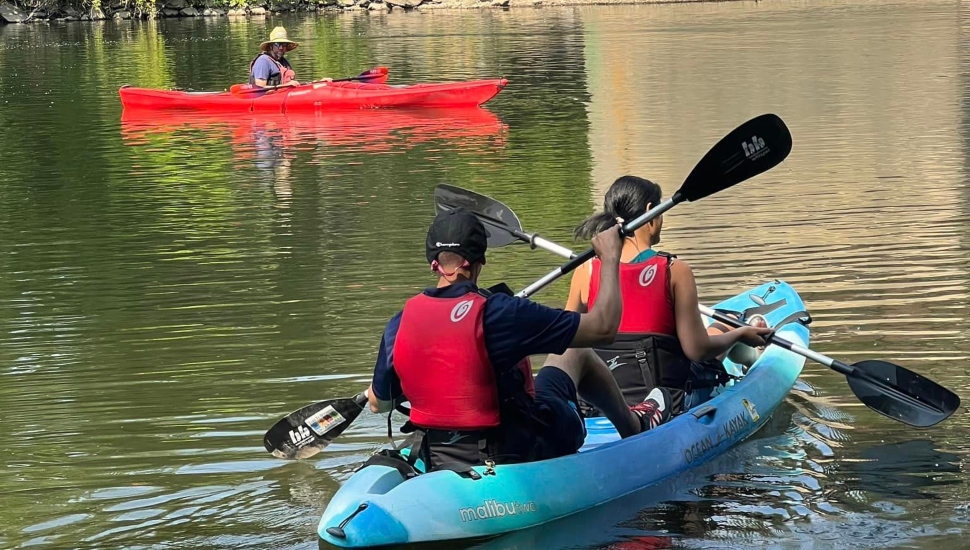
[528,366,587,460]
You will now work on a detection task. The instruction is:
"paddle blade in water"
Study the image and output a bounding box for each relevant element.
[264,394,367,459]
[677,113,793,203]
[847,360,961,428]
[434,184,524,247]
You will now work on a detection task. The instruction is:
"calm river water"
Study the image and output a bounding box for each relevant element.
[1,0,969,548]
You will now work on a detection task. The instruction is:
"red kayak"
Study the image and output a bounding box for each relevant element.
[118,78,507,113]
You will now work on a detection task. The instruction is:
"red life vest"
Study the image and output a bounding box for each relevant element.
[248,53,295,87]
[393,290,534,431]
[588,253,676,335]
[585,252,696,412]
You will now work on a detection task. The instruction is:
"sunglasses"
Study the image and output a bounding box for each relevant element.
[273,42,288,48]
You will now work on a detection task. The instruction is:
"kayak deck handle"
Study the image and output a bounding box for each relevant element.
[326,502,369,539]
[691,405,717,420]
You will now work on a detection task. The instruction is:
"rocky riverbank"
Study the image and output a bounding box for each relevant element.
[0,0,734,21]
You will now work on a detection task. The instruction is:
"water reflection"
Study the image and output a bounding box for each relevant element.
[120,108,507,207]
[839,440,963,501]
[120,108,508,159]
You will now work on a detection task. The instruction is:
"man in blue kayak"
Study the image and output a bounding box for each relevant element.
[366,208,672,469]
[249,27,303,89]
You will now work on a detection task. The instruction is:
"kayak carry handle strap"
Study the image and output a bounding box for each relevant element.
[326,502,368,539]
[691,405,717,420]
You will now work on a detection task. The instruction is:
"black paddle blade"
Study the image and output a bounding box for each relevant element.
[677,113,793,203]
[847,360,961,428]
[263,394,367,459]
[434,184,524,247]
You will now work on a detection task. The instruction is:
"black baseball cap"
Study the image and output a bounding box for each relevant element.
[425,208,488,265]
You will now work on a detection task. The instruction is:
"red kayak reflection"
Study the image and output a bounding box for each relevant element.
[120,107,508,158]
[598,536,674,550]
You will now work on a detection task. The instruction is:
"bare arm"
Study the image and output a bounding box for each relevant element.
[570,226,623,348]
[253,79,302,89]
[671,260,767,361]
[565,261,591,313]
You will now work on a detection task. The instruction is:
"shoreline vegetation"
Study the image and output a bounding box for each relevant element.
[0,0,744,22]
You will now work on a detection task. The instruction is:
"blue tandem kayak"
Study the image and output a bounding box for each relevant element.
[318,280,809,547]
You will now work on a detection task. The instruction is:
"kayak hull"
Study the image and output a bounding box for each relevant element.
[118,79,507,113]
[318,281,809,547]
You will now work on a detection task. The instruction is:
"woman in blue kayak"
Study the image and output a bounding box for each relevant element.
[566,175,771,414]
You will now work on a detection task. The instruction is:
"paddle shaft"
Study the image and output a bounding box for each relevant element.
[508,227,576,259]
[248,76,358,92]
[516,195,680,298]
[233,68,387,95]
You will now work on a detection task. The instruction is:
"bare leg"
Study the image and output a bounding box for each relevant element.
[543,348,641,438]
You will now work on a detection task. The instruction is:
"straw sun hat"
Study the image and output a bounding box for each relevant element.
[260,26,299,52]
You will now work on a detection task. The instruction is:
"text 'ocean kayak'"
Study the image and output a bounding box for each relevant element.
[118,79,507,113]
[318,280,810,547]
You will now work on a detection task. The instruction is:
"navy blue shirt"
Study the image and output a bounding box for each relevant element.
[370,281,581,401]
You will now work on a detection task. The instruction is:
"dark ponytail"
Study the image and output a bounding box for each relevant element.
[574,175,663,239]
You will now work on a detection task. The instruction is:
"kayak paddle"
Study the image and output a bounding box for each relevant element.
[263,114,791,460]
[263,393,368,459]
[434,183,577,258]
[433,190,962,428]
[229,66,389,96]
[698,307,959,427]
[466,113,792,299]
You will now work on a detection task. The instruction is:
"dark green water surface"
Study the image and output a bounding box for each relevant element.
[1,1,969,548]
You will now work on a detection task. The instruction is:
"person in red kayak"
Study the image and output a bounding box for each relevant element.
[249,27,303,89]
[566,176,772,414]
[366,208,671,470]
